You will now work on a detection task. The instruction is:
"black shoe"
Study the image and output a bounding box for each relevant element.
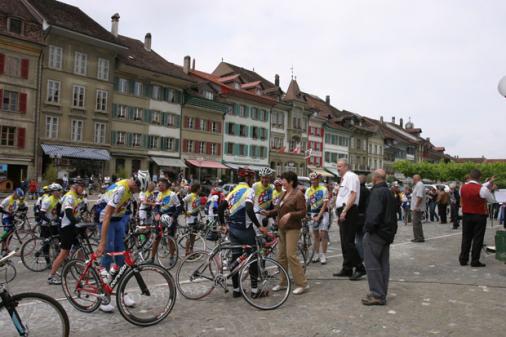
[361,294,386,306]
[333,269,353,277]
[411,239,425,243]
[232,291,242,298]
[459,259,468,266]
[350,269,366,281]
[470,261,486,267]
[452,226,459,230]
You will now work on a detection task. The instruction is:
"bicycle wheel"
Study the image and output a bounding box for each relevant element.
[0,292,69,337]
[61,259,102,313]
[116,263,177,327]
[20,237,56,272]
[175,251,217,300]
[296,247,307,273]
[177,233,206,260]
[156,235,179,270]
[240,257,291,310]
[0,260,16,283]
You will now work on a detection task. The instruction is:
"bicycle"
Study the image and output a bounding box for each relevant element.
[176,232,291,310]
[0,251,70,337]
[61,250,177,326]
[298,218,313,267]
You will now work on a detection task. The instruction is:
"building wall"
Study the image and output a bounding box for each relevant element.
[323,128,350,171]
[307,119,324,167]
[367,135,384,170]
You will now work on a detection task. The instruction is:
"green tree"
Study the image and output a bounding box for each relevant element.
[43,163,58,184]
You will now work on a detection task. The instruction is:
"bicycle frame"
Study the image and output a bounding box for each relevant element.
[0,287,29,335]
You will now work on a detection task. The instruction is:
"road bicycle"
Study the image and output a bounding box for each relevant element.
[298,218,313,268]
[176,232,291,310]
[0,251,70,337]
[61,250,177,326]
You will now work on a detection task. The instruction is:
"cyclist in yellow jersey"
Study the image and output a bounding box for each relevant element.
[0,188,24,255]
[139,182,156,225]
[272,179,283,207]
[250,167,275,228]
[305,172,329,264]
[182,183,202,256]
[39,184,62,263]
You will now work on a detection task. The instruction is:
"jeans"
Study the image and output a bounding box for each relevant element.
[363,232,390,301]
[429,201,439,222]
[99,215,129,269]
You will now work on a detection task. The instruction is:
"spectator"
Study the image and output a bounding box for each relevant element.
[390,182,402,221]
[436,186,449,224]
[411,175,426,243]
[402,186,412,225]
[449,182,460,229]
[28,179,38,200]
[427,186,439,222]
[355,175,370,260]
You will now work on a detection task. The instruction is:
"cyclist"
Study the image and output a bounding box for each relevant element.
[139,181,156,225]
[217,167,268,298]
[272,179,283,207]
[151,177,181,267]
[94,171,149,312]
[34,186,50,224]
[207,187,224,219]
[305,172,329,264]
[39,183,62,265]
[182,183,203,256]
[47,181,84,285]
[0,188,24,255]
[251,167,275,228]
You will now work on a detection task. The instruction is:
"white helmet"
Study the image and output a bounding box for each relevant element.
[160,214,173,227]
[258,167,274,177]
[133,170,150,191]
[49,183,63,191]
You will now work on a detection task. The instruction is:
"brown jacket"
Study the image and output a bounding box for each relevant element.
[437,191,449,205]
[266,189,307,230]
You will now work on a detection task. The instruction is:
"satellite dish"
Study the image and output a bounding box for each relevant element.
[498,76,506,97]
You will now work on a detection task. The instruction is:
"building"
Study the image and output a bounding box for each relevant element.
[0,0,44,186]
[25,0,126,180]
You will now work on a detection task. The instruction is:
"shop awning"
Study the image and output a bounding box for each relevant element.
[325,167,340,177]
[308,166,335,178]
[186,159,228,169]
[41,144,110,161]
[151,157,187,168]
[224,162,270,171]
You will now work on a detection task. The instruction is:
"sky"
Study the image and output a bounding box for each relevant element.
[65,0,506,158]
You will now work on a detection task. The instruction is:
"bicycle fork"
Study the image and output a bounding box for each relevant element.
[1,291,28,336]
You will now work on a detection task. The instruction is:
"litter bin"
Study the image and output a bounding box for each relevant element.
[495,230,506,262]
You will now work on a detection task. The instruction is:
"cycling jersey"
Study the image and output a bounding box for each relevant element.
[207,194,220,217]
[156,189,180,215]
[139,191,155,210]
[97,179,132,222]
[305,185,328,214]
[183,192,201,224]
[272,189,283,207]
[40,195,60,224]
[0,195,17,220]
[250,182,274,213]
[60,190,80,228]
[226,182,254,229]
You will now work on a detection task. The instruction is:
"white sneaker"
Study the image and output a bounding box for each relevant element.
[311,254,319,263]
[272,284,287,292]
[123,294,136,307]
[99,303,114,313]
[320,253,327,265]
[292,284,310,295]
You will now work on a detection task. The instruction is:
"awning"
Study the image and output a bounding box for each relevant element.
[325,167,340,177]
[151,157,187,168]
[41,144,110,161]
[308,167,334,178]
[186,159,228,169]
[224,162,269,171]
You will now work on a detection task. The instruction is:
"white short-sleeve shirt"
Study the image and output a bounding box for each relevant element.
[410,181,426,211]
[335,171,360,208]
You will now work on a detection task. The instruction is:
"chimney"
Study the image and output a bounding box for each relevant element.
[400,118,404,128]
[192,58,195,71]
[183,55,191,74]
[380,116,384,123]
[391,116,395,124]
[111,13,120,37]
[325,95,330,105]
[144,33,152,52]
[274,74,280,87]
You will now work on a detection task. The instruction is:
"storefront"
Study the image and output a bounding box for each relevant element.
[150,156,187,182]
[185,159,228,184]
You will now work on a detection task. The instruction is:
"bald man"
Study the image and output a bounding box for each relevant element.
[410,174,426,242]
[361,169,397,305]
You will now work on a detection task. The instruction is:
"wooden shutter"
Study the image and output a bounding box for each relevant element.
[142,134,148,148]
[195,141,201,153]
[175,115,180,128]
[183,139,188,152]
[21,59,29,79]
[0,54,5,74]
[244,106,250,118]
[113,77,119,91]
[206,142,211,154]
[216,121,221,133]
[161,112,167,126]
[19,93,27,113]
[111,131,117,145]
[17,128,25,148]
[207,120,212,132]
[127,107,134,120]
[184,116,189,128]
[174,139,180,152]
[195,118,200,130]
[217,143,221,155]
[233,103,239,116]
[112,104,118,118]
[127,133,133,146]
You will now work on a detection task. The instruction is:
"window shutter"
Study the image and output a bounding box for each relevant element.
[163,87,169,101]
[127,133,133,146]
[183,139,188,152]
[113,77,119,91]
[17,128,25,148]
[195,141,201,153]
[111,131,117,144]
[175,115,180,128]
[143,109,150,123]
[145,84,152,98]
[21,59,29,79]
[244,106,250,118]
[0,54,4,74]
[161,112,167,126]
[206,142,211,154]
[233,103,239,115]
[249,126,254,139]
[0,90,3,109]
[217,143,221,155]
[129,80,135,94]
[234,124,240,136]
[216,121,221,133]
[184,116,189,128]
[19,93,27,113]
[174,138,179,152]
[207,120,212,132]
[112,104,118,118]
[128,107,134,120]
[195,118,200,130]
[142,134,148,148]
[233,143,239,156]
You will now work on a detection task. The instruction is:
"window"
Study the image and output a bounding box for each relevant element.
[167,138,174,150]
[188,117,194,129]
[211,121,218,133]
[356,138,361,150]
[203,90,213,100]
[151,111,161,124]
[45,116,58,139]
[118,78,129,93]
[47,80,60,103]
[226,143,233,155]
[134,82,143,96]
[251,107,258,120]
[48,45,63,70]
[133,133,141,147]
[95,89,108,112]
[74,52,87,75]
[71,120,83,142]
[148,136,158,149]
[166,114,175,127]
[210,143,217,155]
[117,131,125,144]
[94,123,106,144]
[239,144,247,156]
[167,88,175,102]
[227,122,235,135]
[0,126,16,146]
[5,56,20,77]
[199,142,205,153]
[72,85,85,108]
[239,105,246,117]
[152,85,161,100]
[187,140,194,153]
[118,105,127,118]
[97,58,109,80]
[134,108,143,120]
[2,91,18,112]
[251,127,258,139]
[7,17,22,34]
[239,125,248,137]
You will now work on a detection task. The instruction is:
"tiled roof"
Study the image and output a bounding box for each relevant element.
[27,0,121,45]
[0,0,44,44]
[241,81,262,89]
[213,62,276,89]
[284,79,305,102]
[117,35,194,82]
[218,74,240,83]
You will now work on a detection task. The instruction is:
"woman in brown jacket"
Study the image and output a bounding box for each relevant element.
[263,171,309,295]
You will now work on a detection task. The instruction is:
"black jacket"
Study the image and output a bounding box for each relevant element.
[364,182,398,244]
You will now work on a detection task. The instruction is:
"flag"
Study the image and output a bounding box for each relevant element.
[277,146,286,153]
[304,149,312,159]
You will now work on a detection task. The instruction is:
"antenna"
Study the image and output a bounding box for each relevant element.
[221,57,224,62]
[290,65,295,80]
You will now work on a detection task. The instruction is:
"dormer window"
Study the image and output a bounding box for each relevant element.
[203,90,213,100]
[8,18,23,34]
[234,82,240,89]
[256,87,262,95]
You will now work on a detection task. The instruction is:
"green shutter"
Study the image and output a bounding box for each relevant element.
[113,77,119,91]
[249,126,254,139]
[112,104,118,118]
[111,131,117,144]
[174,115,180,128]
[233,143,239,156]
[174,138,179,152]
[161,112,168,126]
[142,134,148,148]
[235,124,240,136]
[127,133,133,146]
[143,109,150,123]
[145,84,152,98]
[233,103,239,116]
[244,106,250,118]
[163,87,169,101]
[129,80,135,93]
[128,106,134,120]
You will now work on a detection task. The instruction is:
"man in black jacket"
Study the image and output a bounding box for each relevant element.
[361,169,398,305]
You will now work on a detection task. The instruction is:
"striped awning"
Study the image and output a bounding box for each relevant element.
[41,144,111,161]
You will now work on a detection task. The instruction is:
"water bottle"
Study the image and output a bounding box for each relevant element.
[99,267,111,284]
[109,264,119,281]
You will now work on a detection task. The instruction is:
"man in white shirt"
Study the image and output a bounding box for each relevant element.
[333,159,366,280]
[410,175,426,242]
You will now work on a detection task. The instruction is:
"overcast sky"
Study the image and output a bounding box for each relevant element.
[65,0,506,157]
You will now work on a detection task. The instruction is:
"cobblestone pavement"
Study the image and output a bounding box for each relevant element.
[3,216,506,337]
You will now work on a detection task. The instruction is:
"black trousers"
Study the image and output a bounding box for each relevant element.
[337,206,364,271]
[450,204,459,228]
[228,226,258,291]
[438,203,448,223]
[459,213,487,264]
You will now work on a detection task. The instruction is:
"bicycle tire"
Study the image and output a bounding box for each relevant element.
[177,233,206,261]
[61,259,102,313]
[239,257,291,310]
[156,235,179,270]
[175,250,217,300]
[0,260,16,284]
[116,263,177,327]
[0,292,70,337]
[20,236,57,272]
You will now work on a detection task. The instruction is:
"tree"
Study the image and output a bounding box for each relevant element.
[43,163,58,184]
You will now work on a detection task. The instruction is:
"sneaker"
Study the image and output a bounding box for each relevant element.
[349,269,366,281]
[123,294,136,307]
[320,254,327,265]
[99,303,115,313]
[47,275,62,285]
[292,284,309,295]
[361,294,386,306]
[232,291,242,298]
[311,254,319,263]
[333,269,352,277]
[272,284,287,292]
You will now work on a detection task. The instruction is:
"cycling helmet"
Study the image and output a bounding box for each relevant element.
[133,170,150,191]
[238,167,256,178]
[274,179,282,186]
[160,214,173,227]
[49,183,63,191]
[309,172,321,180]
[258,167,274,177]
[42,185,50,193]
[15,188,24,197]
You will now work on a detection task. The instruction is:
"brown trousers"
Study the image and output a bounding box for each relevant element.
[277,228,307,287]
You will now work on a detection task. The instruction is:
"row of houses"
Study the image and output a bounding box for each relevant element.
[0,0,447,186]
